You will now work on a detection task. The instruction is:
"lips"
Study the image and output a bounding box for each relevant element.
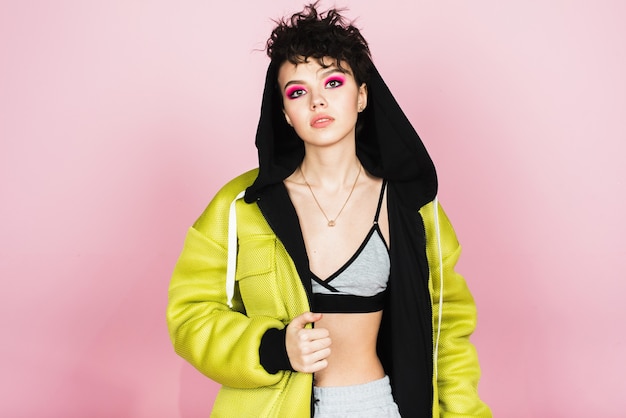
[310,114,334,128]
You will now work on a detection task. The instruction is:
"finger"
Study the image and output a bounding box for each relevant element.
[299,359,328,374]
[289,312,322,330]
[300,337,332,355]
[300,348,331,373]
[304,327,330,340]
[307,347,331,363]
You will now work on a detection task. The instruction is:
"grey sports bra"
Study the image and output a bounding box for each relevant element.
[310,181,390,313]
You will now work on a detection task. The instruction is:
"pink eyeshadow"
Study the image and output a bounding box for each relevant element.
[285,86,304,99]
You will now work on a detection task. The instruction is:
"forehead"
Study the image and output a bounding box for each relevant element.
[277,57,353,86]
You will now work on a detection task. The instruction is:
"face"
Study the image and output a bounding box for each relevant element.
[277,58,367,149]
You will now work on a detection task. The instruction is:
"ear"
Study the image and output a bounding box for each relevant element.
[357,83,368,112]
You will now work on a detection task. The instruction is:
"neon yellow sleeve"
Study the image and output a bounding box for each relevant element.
[421,201,492,417]
[166,171,285,389]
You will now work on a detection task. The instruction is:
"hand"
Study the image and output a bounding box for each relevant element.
[285,312,331,373]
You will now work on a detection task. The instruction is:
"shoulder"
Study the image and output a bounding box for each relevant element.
[385,176,438,211]
[218,168,259,201]
[193,168,259,233]
[419,198,462,255]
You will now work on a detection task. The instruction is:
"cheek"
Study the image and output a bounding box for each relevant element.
[340,95,361,113]
[283,103,304,124]
[282,107,294,124]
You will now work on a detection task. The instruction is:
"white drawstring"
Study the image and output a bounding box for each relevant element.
[432,196,444,379]
[226,190,246,308]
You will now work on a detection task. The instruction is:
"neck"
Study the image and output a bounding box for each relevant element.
[300,143,360,190]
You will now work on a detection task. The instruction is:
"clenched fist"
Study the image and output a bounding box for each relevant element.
[285,312,332,373]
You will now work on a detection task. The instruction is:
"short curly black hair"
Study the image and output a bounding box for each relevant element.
[266,2,373,86]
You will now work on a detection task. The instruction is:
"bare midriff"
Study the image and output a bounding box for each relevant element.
[313,310,385,387]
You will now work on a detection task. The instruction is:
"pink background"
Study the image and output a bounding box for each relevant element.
[1,1,625,417]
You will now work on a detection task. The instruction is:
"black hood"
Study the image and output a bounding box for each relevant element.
[245,61,438,209]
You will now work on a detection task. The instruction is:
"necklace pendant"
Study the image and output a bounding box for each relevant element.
[327,220,336,227]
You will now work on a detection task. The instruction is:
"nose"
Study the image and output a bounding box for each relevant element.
[309,89,326,109]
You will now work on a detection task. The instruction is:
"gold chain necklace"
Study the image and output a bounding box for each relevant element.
[300,164,362,227]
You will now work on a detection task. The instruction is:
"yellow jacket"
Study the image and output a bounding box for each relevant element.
[167,169,491,417]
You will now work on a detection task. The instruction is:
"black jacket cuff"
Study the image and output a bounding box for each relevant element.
[259,327,294,374]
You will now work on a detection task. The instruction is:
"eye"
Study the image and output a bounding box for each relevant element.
[286,86,307,100]
[325,76,344,89]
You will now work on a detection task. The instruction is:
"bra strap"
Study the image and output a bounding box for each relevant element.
[373,180,387,223]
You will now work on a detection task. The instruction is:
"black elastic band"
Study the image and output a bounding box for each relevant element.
[312,292,386,313]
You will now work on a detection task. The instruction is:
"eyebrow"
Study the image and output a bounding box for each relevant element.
[283,67,348,90]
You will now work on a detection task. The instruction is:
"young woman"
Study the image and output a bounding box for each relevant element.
[167,3,491,417]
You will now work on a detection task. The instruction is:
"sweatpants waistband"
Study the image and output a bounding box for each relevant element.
[313,375,401,417]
